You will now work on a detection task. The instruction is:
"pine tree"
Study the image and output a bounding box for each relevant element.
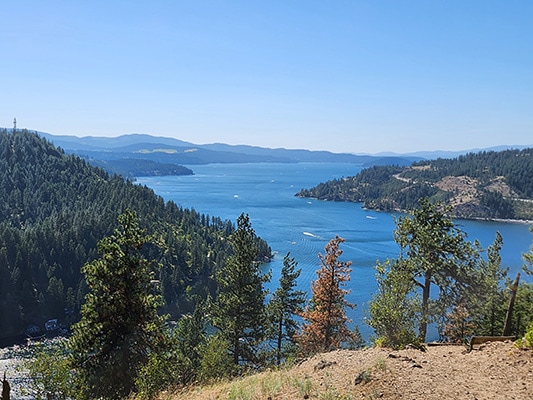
[472,232,508,335]
[67,210,167,399]
[210,213,269,370]
[394,198,481,341]
[367,258,419,348]
[443,302,476,343]
[266,252,306,365]
[136,300,208,398]
[296,236,355,355]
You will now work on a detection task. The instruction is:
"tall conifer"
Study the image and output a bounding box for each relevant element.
[296,236,355,355]
[393,198,482,341]
[266,252,306,365]
[210,213,269,370]
[67,210,167,399]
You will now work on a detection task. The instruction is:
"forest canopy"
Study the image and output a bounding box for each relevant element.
[0,129,271,338]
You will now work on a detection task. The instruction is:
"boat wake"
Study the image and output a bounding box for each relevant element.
[303,231,320,238]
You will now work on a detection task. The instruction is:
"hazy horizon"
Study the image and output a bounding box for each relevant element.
[16,128,529,157]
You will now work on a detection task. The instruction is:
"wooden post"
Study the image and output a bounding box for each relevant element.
[503,272,520,336]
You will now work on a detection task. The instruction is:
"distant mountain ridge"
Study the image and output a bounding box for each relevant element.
[35,132,422,171]
[39,132,195,150]
[370,145,533,160]
[15,130,533,178]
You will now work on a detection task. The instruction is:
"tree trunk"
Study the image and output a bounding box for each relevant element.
[503,273,520,336]
[276,318,283,366]
[419,271,431,342]
[233,329,240,366]
[2,371,10,400]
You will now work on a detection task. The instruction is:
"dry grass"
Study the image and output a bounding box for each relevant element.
[149,342,533,400]
[154,368,318,400]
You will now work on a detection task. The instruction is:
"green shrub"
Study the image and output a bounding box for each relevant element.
[26,339,76,400]
[515,322,533,349]
[199,333,235,381]
[136,348,184,400]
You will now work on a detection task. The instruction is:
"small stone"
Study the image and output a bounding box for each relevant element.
[354,371,370,385]
[314,359,337,371]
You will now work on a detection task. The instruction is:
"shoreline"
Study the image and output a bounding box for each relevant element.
[301,196,533,226]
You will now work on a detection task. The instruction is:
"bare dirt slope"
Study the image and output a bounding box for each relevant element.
[294,342,532,400]
[173,341,532,400]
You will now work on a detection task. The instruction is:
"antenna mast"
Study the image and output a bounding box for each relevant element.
[13,117,17,132]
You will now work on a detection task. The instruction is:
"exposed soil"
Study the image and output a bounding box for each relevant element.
[172,341,532,400]
[291,341,532,400]
[435,175,480,207]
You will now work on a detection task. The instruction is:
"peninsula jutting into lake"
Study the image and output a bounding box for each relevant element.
[296,148,533,222]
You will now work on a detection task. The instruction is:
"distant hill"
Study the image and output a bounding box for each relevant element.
[90,158,194,178]
[370,144,533,160]
[296,148,533,221]
[36,132,421,169]
[38,132,195,150]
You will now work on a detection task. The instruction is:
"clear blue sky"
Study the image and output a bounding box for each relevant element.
[2,1,532,153]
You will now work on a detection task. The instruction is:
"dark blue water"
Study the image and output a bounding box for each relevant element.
[136,163,532,340]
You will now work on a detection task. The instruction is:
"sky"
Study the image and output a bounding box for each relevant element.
[1,1,532,154]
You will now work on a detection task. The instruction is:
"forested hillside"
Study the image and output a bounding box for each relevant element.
[297,149,533,220]
[89,158,194,178]
[0,129,271,338]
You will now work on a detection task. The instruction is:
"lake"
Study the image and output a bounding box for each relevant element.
[136,163,532,340]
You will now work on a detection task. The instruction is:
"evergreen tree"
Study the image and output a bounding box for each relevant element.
[367,258,419,348]
[471,232,508,335]
[511,228,533,337]
[442,302,476,343]
[0,129,272,335]
[67,210,167,399]
[296,236,355,355]
[512,282,533,336]
[210,213,270,370]
[393,198,482,341]
[265,252,306,365]
[137,300,208,398]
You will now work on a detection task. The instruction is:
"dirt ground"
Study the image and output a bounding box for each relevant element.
[3,340,532,399]
[293,341,532,400]
[166,340,532,400]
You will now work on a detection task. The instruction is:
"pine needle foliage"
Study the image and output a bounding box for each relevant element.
[296,236,355,355]
[394,198,482,342]
[265,252,306,365]
[210,213,270,371]
[67,210,167,399]
[470,232,508,336]
[367,258,419,349]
